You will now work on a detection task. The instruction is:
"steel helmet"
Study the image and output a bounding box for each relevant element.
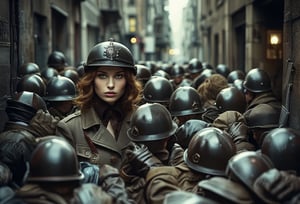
[215,86,246,113]
[198,177,254,204]
[232,79,244,93]
[169,86,204,117]
[243,104,280,129]
[261,128,300,175]
[16,74,46,97]
[226,151,274,192]
[169,64,185,78]
[41,67,59,83]
[187,58,203,74]
[19,62,40,77]
[43,76,76,102]
[153,70,170,80]
[60,69,80,84]
[47,51,67,71]
[192,69,216,89]
[243,68,271,93]
[143,77,174,103]
[227,70,245,83]
[27,137,84,182]
[127,103,178,142]
[215,64,230,78]
[6,91,47,123]
[84,39,136,75]
[136,64,151,81]
[183,127,236,176]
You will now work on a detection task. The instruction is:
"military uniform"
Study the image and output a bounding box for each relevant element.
[56,107,133,169]
[145,163,207,204]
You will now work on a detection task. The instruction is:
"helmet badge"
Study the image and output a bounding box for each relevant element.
[192,153,201,164]
[104,39,120,60]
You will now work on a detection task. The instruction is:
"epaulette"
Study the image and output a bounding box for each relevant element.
[61,110,82,123]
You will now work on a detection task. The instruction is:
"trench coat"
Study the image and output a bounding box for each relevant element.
[56,107,132,169]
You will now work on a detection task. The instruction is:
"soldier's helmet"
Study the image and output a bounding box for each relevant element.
[215,86,246,114]
[135,64,151,84]
[169,64,185,78]
[16,74,46,97]
[187,58,203,74]
[169,86,204,117]
[27,137,84,183]
[215,64,230,78]
[47,51,67,71]
[183,127,236,176]
[84,38,136,75]
[243,68,271,93]
[127,103,177,142]
[226,151,274,192]
[261,128,300,175]
[227,70,245,84]
[41,67,59,83]
[6,91,47,123]
[143,76,174,104]
[60,69,80,84]
[43,76,77,102]
[19,62,40,77]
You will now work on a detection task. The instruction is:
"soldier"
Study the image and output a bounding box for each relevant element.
[186,58,203,80]
[132,127,236,204]
[16,74,46,97]
[169,64,185,88]
[142,76,175,108]
[169,86,205,126]
[243,103,280,149]
[135,64,152,87]
[215,64,230,78]
[3,91,58,138]
[55,39,142,169]
[242,68,281,111]
[12,137,133,204]
[43,76,78,120]
[197,74,229,123]
[120,103,182,203]
[47,50,68,73]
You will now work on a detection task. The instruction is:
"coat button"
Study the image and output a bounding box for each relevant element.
[85,150,91,157]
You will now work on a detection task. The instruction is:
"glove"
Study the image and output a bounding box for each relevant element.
[71,183,112,204]
[99,164,119,183]
[228,122,248,144]
[80,162,100,184]
[125,142,162,177]
[29,110,59,137]
[168,143,184,166]
[254,169,300,201]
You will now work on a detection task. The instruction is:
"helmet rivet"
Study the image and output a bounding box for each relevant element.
[192,153,201,163]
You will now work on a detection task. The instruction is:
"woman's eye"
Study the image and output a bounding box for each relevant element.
[97,73,107,79]
[115,74,124,79]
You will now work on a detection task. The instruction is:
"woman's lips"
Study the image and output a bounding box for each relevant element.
[104,92,116,97]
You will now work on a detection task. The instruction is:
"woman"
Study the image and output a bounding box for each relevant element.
[56,39,142,169]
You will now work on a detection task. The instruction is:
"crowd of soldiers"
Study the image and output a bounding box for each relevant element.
[0,39,299,204]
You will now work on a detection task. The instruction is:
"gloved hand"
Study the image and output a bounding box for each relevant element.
[254,168,300,201]
[29,110,59,137]
[125,142,162,177]
[168,143,184,166]
[99,164,119,182]
[71,183,112,204]
[80,161,100,184]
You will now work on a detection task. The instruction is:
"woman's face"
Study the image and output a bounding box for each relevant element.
[94,66,126,105]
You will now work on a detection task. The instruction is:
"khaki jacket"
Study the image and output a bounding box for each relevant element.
[56,107,132,169]
[145,163,206,204]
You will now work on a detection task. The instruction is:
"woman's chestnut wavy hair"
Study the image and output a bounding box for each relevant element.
[74,68,142,114]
